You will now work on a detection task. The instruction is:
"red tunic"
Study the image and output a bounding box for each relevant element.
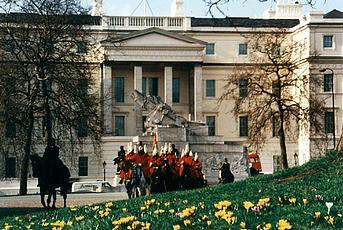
[148,155,162,175]
[191,160,203,179]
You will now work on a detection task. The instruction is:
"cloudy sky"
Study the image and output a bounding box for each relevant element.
[81,0,342,18]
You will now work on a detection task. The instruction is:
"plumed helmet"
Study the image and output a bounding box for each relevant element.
[133,145,137,154]
[164,143,168,153]
[144,144,148,154]
[138,145,144,152]
[194,152,198,161]
[127,142,133,153]
[189,150,193,157]
[168,143,172,154]
[181,148,185,158]
[160,146,165,155]
[152,146,158,156]
[185,144,189,154]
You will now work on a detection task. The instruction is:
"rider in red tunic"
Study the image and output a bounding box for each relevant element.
[191,152,204,181]
[148,147,161,175]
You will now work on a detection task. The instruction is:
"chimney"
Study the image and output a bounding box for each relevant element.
[92,0,103,16]
[170,0,184,17]
[275,0,302,19]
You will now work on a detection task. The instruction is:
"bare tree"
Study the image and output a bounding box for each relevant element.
[0,0,101,195]
[220,29,325,169]
[203,0,325,16]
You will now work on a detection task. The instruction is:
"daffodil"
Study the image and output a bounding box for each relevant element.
[243,201,254,211]
[277,219,292,230]
[302,198,309,205]
[288,198,296,204]
[75,216,84,221]
[173,224,180,230]
[314,212,321,219]
[183,219,191,226]
[325,216,334,225]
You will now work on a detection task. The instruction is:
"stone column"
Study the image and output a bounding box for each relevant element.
[164,65,173,106]
[194,64,203,121]
[103,64,112,134]
[134,65,143,134]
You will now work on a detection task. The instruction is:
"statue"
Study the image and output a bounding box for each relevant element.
[131,90,189,130]
[92,0,103,16]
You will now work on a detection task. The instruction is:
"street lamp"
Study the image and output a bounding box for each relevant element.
[320,68,335,148]
[294,152,298,166]
[102,161,107,181]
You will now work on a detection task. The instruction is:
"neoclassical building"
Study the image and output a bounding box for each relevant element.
[2,0,343,182]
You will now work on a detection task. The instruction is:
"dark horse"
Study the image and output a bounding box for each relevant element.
[117,160,148,199]
[31,154,70,209]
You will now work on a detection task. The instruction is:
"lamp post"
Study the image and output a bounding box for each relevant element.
[320,68,335,148]
[102,161,107,181]
[294,152,298,166]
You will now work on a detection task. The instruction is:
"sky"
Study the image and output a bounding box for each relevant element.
[81,0,343,18]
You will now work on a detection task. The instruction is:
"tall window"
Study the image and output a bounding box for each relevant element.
[206,80,215,97]
[273,155,282,172]
[205,43,215,55]
[323,74,333,92]
[323,35,333,48]
[114,77,125,103]
[5,117,16,138]
[115,115,125,136]
[325,111,334,134]
[239,79,248,97]
[5,157,16,178]
[172,78,180,103]
[142,77,158,96]
[78,156,88,176]
[239,43,248,55]
[272,81,280,96]
[206,116,215,136]
[239,116,248,137]
[272,116,279,137]
[77,116,88,137]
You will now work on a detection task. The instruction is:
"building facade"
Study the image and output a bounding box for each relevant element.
[1,0,343,182]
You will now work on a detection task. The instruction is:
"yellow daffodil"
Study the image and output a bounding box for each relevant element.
[75,216,84,221]
[302,198,309,205]
[214,200,232,210]
[314,212,321,219]
[289,198,296,204]
[243,201,254,211]
[169,209,175,214]
[240,221,246,229]
[257,197,270,208]
[325,216,334,225]
[67,221,73,226]
[92,206,100,211]
[277,219,292,230]
[183,219,191,226]
[105,202,113,208]
[207,220,212,226]
[141,206,146,211]
[173,224,180,230]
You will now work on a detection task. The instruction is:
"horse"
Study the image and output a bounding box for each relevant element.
[179,162,194,190]
[160,159,180,192]
[118,160,149,199]
[30,154,70,209]
[150,166,165,194]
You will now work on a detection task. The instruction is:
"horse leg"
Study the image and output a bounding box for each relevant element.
[62,186,67,208]
[46,191,51,209]
[40,189,47,210]
[52,189,57,209]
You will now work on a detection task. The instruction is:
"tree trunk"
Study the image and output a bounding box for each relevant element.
[19,108,35,195]
[42,79,53,145]
[278,108,288,169]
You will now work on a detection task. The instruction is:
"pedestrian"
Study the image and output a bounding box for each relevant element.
[219,158,234,183]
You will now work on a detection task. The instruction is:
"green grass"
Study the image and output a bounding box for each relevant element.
[1,151,343,229]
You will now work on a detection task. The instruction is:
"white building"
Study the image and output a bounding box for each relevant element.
[2,0,343,182]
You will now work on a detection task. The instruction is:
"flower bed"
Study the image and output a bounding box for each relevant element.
[1,151,343,229]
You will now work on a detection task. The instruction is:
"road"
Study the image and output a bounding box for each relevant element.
[0,192,128,219]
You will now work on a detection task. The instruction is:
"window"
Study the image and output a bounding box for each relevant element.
[5,116,16,138]
[115,115,125,136]
[239,43,248,55]
[142,77,158,96]
[272,81,280,96]
[206,116,215,136]
[76,42,87,54]
[325,111,334,134]
[142,116,147,133]
[5,157,16,178]
[272,116,279,137]
[323,74,333,92]
[323,35,333,48]
[172,78,180,103]
[273,155,281,172]
[77,116,88,137]
[114,77,125,103]
[78,156,88,176]
[239,116,248,137]
[205,43,215,55]
[239,79,248,97]
[206,80,215,97]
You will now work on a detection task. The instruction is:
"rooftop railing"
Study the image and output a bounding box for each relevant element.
[101,16,191,30]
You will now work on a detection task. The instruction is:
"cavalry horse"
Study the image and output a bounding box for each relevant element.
[116,159,149,199]
[31,154,70,209]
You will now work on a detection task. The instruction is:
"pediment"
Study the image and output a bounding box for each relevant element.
[102,27,206,48]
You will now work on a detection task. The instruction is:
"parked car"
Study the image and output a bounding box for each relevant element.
[71,181,117,193]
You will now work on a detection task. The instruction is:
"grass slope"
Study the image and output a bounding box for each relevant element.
[1,151,343,229]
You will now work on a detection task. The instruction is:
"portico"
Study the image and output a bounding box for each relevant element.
[100,28,206,136]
